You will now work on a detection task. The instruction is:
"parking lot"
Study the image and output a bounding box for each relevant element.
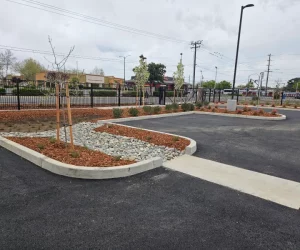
[1,109,300,249]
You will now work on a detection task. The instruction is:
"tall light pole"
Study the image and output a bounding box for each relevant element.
[214,66,218,89]
[232,4,254,99]
[119,55,131,88]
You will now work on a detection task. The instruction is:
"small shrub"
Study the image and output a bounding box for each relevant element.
[243,106,248,112]
[195,102,202,109]
[129,107,139,117]
[113,155,122,161]
[203,101,209,106]
[261,104,265,107]
[252,96,259,101]
[247,108,252,112]
[271,109,277,115]
[271,104,275,107]
[143,106,153,115]
[37,143,45,150]
[49,137,56,144]
[165,104,173,112]
[153,106,161,114]
[171,103,179,111]
[199,107,205,111]
[181,103,189,112]
[294,104,298,109]
[285,101,290,106]
[282,104,286,108]
[172,136,179,142]
[253,110,259,116]
[237,109,243,114]
[207,105,211,110]
[146,136,152,141]
[224,108,228,113]
[259,109,264,115]
[266,101,270,105]
[253,103,257,106]
[70,151,80,158]
[212,108,216,112]
[215,105,218,109]
[113,108,123,118]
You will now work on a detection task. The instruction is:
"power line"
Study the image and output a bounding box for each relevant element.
[6,0,189,44]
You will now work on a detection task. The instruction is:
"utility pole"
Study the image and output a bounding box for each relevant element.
[214,66,218,88]
[119,55,131,89]
[191,40,202,90]
[265,54,272,96]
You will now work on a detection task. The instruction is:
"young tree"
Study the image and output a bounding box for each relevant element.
[133,55,150,106]
[0,49,16,77]
[202,80,215,89]
[91,66,104,76]
[173,58,184,103]
[14,58,45,81]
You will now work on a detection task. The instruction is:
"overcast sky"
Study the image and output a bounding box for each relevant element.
[1,0,300,87]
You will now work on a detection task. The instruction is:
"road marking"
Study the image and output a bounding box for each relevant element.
[163,155,300,209]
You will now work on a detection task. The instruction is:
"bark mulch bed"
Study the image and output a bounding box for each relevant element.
[6,137,136,167]
[94,124,190,151]
[199,106,280,117]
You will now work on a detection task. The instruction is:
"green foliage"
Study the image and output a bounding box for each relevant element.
[143,106,153,114]
[195,102,202,109]
[146,136,152,141]
[129,107,139,117]
[14,58,45,81]
[172,136,180,142]
[113,108,123,118]
[202,80,215,89]
[70,151,80,158]
[122,91,137,97]
[173,58,184,90]
[37,143,45,150]
[133,55,150,90]
[165,104,173,112]
[12,87,48,96]
[203,101,209,106]
[271,109,277,115]
[0,88,5,95]
[70,76,79,85]
[252,96,259,101]
[284,78,300,91]
[49,137,56,144]
[215,80,231,90]
[92,90,116,97]
[153,106,161,114]
[148,62,166,83]
[246,81,254,88]
[171,103,179,111]
[113,155,122,161]
[181,103,194,112]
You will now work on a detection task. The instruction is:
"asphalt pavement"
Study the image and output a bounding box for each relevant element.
[1,147,300,249]
[120,109,300,183]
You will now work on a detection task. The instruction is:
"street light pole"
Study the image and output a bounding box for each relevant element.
[119,55,130,89]
[232,4,254,99]
[214,66,218,89]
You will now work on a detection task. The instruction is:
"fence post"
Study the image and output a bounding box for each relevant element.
[218,90,221,102]
[213,89,216,103]
[90,84,94,108]
[118,84,121,106]
[208,88,211,103]
[236,89,239,103]
[16,81,21,110]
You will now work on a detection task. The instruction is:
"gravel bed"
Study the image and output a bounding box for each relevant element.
[0,122,183,162]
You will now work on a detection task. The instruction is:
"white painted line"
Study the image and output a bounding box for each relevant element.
[163,155,300,210]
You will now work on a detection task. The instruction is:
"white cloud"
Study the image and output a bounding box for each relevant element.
[0,0,300,86]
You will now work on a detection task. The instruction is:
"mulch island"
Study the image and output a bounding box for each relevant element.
[95,124,190,151]
[6,137,136,167]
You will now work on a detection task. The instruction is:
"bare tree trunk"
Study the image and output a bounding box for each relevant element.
[143,86,145,106]
[136,86,138,106]
[66,83,74,150]
[173,88,176,103]
[55,84,60,142]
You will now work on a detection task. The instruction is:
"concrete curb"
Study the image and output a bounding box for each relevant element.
[0,136,162,179]
[104,122,197,155]
[194,111,287,121]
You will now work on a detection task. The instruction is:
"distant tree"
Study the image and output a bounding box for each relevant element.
[14,58,45,81]
[246,81,254,88]
[148,62,166,92]
[91,66,104,76]
[284,78,300,91]
[216,80,231,89]
[202,80,215,89]
[0,49,16,77]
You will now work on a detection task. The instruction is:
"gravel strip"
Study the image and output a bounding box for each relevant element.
[0,122,183,162]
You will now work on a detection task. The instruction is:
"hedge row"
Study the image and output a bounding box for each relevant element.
[12,89,49,96]
[0,88,5,95]
[92,90,116,97]
[153,91,187,97]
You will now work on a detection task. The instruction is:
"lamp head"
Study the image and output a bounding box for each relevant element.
[243,4,254,9]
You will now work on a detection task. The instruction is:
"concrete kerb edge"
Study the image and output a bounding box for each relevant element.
[0,136,163,179]
[103,122,197,155]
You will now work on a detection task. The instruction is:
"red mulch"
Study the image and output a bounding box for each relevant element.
[6,137,135,167]
[95,124,190,151]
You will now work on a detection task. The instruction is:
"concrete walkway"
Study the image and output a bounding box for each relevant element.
[163,155,300,210]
